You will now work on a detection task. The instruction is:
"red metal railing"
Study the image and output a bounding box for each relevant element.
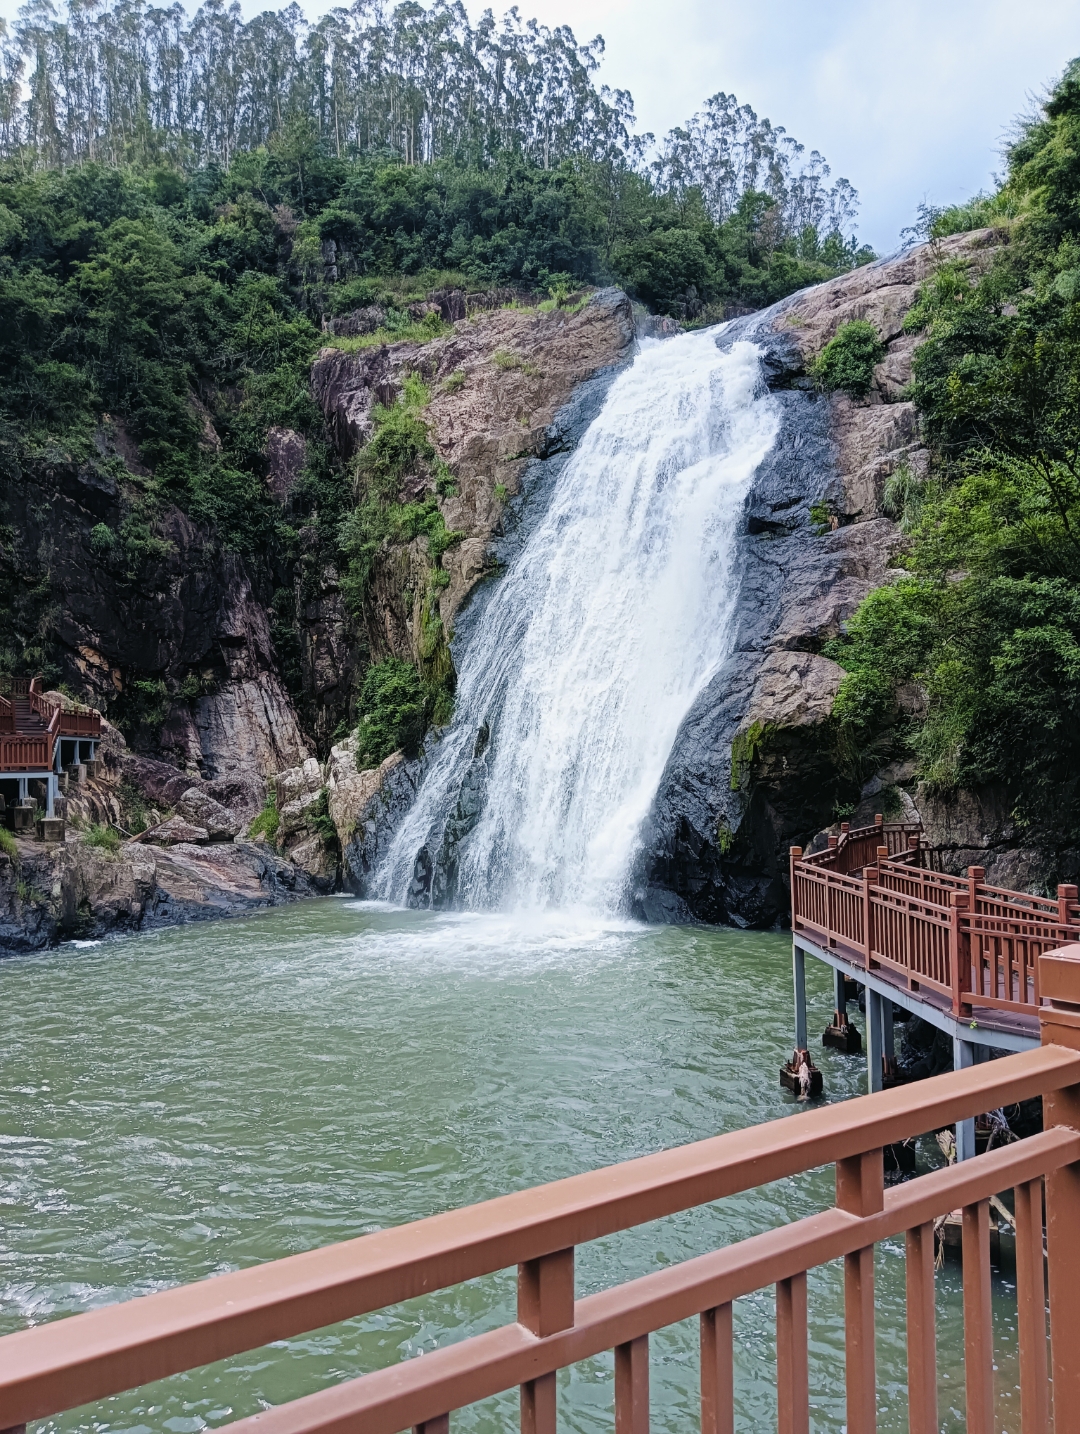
[4,959,1080,1434]
[792,822,1080,1017]
[0,736,51,771]
[0,678,101,771]
[28,676,101,738]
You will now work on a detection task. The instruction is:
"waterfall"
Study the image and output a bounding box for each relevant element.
[377,326,780,913]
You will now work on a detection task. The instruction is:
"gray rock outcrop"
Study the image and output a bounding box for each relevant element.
[631,228,1010,927]
[0,833,318,954]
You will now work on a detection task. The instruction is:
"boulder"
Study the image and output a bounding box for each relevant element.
[276,757,324,811]
[175,787,242,841]
[739,652,846,735]
[142,815,210,846]
[286,835,339,887]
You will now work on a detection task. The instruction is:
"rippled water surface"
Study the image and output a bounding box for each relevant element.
[1,901,1023,1433]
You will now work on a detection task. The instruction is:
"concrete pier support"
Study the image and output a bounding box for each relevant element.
[952,1037,981,1161]
[792,944,808,1049]
[867,988,884,1093]
[834,968,847,1020]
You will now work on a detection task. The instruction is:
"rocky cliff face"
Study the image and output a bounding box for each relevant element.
[1,453,311,784]
[0,289,638,950]
[312,289,638,890]
[632,229,1008,926]
[311,288,636,666]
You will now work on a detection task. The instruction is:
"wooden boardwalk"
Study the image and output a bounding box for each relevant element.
[0,675,101,820]
[789,817,1080,1152]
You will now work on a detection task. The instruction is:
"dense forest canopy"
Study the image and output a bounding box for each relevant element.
[0,0,862,253]
[826,57,1080,858]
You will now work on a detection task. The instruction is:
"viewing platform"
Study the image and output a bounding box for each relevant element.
[789,817,1080,1156]
[0,675,102,831]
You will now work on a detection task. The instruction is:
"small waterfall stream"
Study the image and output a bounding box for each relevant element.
[378,326,780,912]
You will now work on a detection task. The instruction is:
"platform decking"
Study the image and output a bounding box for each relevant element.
[0,676,101,769]
[788,818,1080,1162]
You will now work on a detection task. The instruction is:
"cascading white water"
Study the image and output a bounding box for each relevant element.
[378,326,780,913]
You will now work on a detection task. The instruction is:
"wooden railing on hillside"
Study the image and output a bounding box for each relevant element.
[28,676,101,738]
[0,735,52,771]
[792,819,1080,1018]
[0,678,101,771]
[4,955,1080,1434]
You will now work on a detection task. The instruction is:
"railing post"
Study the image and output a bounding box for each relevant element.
[615,1333,649,1434]
[962,1200,993,1434]
[700,1304,733,1434]
[905,1223,937,1434]
[949,892,970,1017]
[863,865,877,970]
[413,1420,449,1434]
[776,1272,809,1434]
[1037,946,1080,1434]
[1014,1178,1049,1434]
[789,847,802,928]
[1059,883,1078,927]
[968,866,985,914]
[518,1248,574,1434]
[836,1149,883,1434]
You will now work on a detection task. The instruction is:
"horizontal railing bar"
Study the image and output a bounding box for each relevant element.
[218,1128,1080,1434]
[2,1047,1078,1426]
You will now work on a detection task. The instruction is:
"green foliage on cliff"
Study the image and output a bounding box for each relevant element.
[828,57,1080,847]
[355,659,427,768]
[812,320,886,398]
[248,796,280,845]
[83,823,121,855]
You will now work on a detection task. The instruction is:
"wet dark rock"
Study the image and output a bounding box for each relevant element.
[0,835,317,954]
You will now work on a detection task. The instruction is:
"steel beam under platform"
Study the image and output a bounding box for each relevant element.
[793,934,1039,1160]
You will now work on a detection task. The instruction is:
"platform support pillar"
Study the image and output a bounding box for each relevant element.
[834,968,847,1020]
[17,777,27,802]
[952,1037,978,1161]
[866,988,884,1093]
[793,944,807,1050]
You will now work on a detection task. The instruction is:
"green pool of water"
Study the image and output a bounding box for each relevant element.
[1,900,1023,1433]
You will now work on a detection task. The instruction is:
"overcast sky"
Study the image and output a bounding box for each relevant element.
[486,0,1080,255]
[2,0,1077,253]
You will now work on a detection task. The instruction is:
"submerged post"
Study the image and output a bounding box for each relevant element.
[834,968,847,1020]
[866,989,883,1094]
[793,945,807,1050]
[952,1037,977,1162]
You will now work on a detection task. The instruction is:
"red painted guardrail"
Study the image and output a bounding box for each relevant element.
[792,819,1080,1017]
